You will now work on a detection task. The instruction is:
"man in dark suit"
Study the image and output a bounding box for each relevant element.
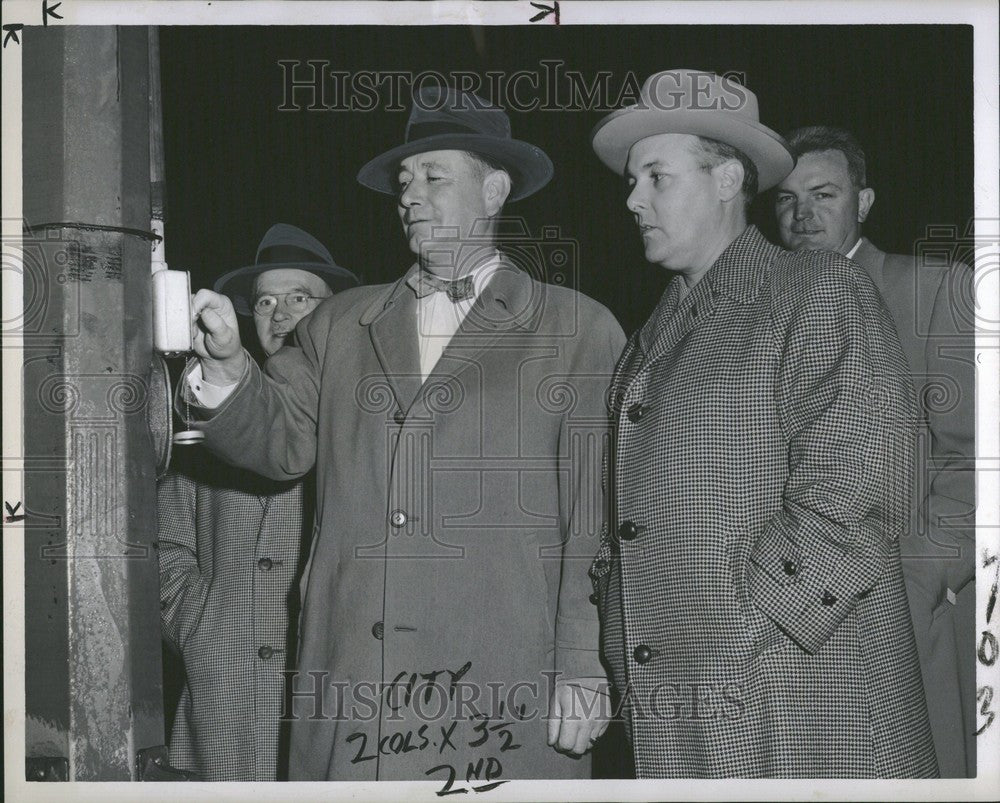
[159,223,359,780]
[180,86,625,782]
[775,125,976,777]
[589,69,937,777]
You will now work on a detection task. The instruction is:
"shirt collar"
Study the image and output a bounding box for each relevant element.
[413,250,504,302]
[845,238,863,260]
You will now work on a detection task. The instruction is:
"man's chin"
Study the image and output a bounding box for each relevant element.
[263,334,288,356]
[787,233,830,252]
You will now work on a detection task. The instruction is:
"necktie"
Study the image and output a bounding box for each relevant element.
[406,271,475,302]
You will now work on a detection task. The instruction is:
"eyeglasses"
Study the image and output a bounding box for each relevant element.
[252,292,325,317]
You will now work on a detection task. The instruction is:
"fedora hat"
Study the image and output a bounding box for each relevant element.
[591,69,794,191]
[357,85,553,201]
[214,223,360,316]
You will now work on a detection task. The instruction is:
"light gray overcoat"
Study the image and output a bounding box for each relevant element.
[186,263,625,781]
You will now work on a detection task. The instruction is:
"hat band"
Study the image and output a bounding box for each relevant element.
[406,120,492,142]
[257,244,327,266]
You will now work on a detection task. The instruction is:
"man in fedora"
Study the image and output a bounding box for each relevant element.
[588,70,937,777]
[179,86,625,781]
[158,223,359,780]
[775,125,976,777]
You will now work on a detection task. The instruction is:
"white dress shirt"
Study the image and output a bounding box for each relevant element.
[845,238,862,260]
[413,255,502,382]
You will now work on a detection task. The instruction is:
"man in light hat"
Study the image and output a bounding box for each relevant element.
[775,125,976,777]
[588,69,937,777]
[158,223,359,780]
[179,86,625,781]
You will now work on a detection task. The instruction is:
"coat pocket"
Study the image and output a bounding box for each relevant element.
[726,527,785,660]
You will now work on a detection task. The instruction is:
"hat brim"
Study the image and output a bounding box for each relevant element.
[357,134,554,202]
[591,108,794,191]
[214,261,360,316]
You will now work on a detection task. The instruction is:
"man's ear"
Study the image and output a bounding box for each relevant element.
[716,159,745,203]
[857,187,875,222]
[483,170,512,216]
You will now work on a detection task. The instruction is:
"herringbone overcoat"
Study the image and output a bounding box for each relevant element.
[185,262,626,781]
[590,226,938,778]
[158,449,312,780]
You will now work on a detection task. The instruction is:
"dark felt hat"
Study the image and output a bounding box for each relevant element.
[357,85,553,201]
[213,223,359,316]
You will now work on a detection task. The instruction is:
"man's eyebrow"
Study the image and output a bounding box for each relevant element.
[419,160,451,172]
[397,160,452,175]
[806,180,842,192]
[624,160,666,180]
[256,285,312,296]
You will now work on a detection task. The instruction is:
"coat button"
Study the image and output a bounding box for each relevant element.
[589,592,599,605]
[633,645,653,664]
[389,509,407,528]
[372,621,384,640]
[619,520,641,541]
[258,646,274,660]
[257,557,273,571]
[821,590,837,607]
[782,559,796,576]
[626,403,648,423]
[393,410,406,424]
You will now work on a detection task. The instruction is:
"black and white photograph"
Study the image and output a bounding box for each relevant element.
[3,1,998,800]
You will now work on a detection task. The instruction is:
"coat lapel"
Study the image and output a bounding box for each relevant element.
[418,259,536,397]
[852,237,887,293]
[364,269,424,415]
[633,225,778,374]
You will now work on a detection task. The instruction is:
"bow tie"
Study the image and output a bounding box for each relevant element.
[406,272,475,302]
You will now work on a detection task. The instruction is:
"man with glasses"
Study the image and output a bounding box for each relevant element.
[158,223,358,780]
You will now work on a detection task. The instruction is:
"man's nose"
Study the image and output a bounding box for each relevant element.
[793,199,813,221]
[272,303,292,321]
[626,184,644,214]
[399,180,421,208]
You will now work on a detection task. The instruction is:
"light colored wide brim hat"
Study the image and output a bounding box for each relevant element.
[214,223,360,316]
[591,69,794,191]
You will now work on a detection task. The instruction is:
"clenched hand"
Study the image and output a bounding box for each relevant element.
[191,289,245,384]
[546,681,611,756]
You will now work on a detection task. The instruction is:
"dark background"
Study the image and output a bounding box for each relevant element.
[157,24,973,775]
[160,24,974,339]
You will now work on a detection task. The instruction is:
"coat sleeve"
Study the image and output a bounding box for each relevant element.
[913,260,976,601]
[177,305,328,481]
[746,258,917,654]
[555,307,627,680]
[158,469,209,652]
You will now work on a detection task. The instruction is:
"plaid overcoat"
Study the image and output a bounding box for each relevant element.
[183,263,626,781]
[590,226,938,778]
[158,451,311,781]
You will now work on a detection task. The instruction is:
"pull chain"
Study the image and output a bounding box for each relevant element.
[173,357,206,445]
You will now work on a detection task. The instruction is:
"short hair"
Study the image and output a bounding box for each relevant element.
[462,151,509,183]
[688,136,759,204]
[785,126,868,189]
